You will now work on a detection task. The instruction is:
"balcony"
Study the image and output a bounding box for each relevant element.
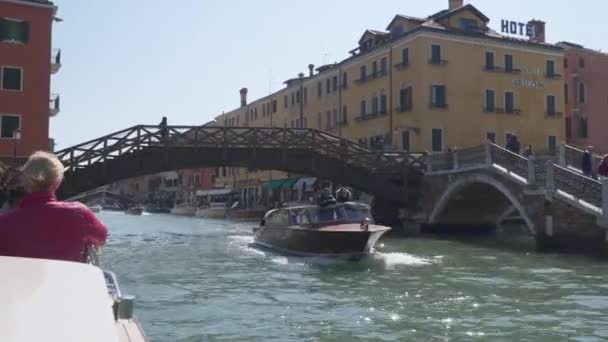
[51,49,62,74]
[545,73,562,80]
[428,58,448,66]
[49,94,60,117]
[545,111,563,118]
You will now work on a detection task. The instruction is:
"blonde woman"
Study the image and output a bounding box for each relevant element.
[0,151,107,262]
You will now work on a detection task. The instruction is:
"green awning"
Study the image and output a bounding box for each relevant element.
[279,178,298,189]
[266,179,287,190]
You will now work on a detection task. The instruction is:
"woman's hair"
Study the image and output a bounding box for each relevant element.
[21,151,65,193]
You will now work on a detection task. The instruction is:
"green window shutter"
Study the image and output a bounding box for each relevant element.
[20,22,29,44]
[1,116,20,138]
[0,19,6,41]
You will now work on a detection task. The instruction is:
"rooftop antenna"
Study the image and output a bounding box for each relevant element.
[323,53,330,65]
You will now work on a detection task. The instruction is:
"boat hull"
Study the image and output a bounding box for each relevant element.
[170,207,197,216]
[125,207,144,216]
[195,208,226,219]
[253,224,389,258]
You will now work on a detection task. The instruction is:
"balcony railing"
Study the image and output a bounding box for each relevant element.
[50,93,60,117]
[51,49,62,74]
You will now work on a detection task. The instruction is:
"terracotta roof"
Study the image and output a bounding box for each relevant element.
[429,4,489,23]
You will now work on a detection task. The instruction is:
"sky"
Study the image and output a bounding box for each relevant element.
[50,0,605,149]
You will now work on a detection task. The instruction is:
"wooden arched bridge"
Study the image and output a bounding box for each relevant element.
[54,125,426,205]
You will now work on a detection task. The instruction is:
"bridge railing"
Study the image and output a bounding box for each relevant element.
[551,164,603,209]
[562,144,603,175]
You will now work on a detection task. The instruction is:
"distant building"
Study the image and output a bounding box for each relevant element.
[559,42,608,153]
[0,0,60,165]
[213,0,566,202]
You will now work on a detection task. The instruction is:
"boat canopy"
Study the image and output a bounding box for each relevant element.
[0,257,121,342]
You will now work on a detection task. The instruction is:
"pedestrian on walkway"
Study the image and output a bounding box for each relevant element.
[582,146,593,177]
[506,135,521,154]
[524,145,534,158]
[159,116,168,140]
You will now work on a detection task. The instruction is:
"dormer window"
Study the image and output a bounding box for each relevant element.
[459,18,479,32]
[391,25,404,37]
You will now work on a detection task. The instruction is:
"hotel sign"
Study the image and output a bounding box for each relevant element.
[500,20,536,38]
[513,65,546,89]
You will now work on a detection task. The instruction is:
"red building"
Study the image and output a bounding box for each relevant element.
[0,0,59,165]
[560,42,608,153]
[175,168,217,205]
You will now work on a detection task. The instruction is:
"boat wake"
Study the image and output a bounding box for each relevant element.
[374,252,437,268]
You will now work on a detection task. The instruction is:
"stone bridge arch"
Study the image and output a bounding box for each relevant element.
[426,172,536,235]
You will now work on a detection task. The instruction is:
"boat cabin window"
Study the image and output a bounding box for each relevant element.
[308,203,372,224]
[266,209,290,227]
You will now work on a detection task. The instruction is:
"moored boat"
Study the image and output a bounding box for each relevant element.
[195,202,227,219]
[170,205,197,216]
[253,189,390,259]
[0,255,148,342]
[125,207,144,216]
[89,204,102,213]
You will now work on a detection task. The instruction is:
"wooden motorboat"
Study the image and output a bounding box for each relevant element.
[195,202,227,219]
[170,205,196,217]
[253,198,390,259]
[89,205,102,213]
[125,207,144,216]
[0,255,148,342]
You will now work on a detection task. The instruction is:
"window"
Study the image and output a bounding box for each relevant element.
[485,89,495,112]
[0,114,20,138]
[0,19,30,44]
[402,130,410,151]
[431,85,446,108]
[254,108,257,120]
[505,91,515,113]
[432,128,443,152]
[371,95,379,114]
[546,60,555,78]
[342,72,348,88]
[303,117,307,128]
[380,57,387,74]
[332,76,338,91]
[326,79,331,94]
[486,132,496,143]
[401,48,409,66]
[360,99,367,117]
[303,87,307,102]
[579,58,585,68]
[372,61,378,76]
[579,117,588,138]
[431,44,442,64]
[379,94,387,114]
[272,100,277,113]
[504,54,513,72]
[360,65,366,80]
[564,83,568,105]
[578,82,586,104]
[317,112,322,129]
[284,95,288,108]
[399,87,413,111]
[546,95,556,115]
[564,58,568,69]
[566,117,572,139]
[548,136,557,155]
[342,106,348,124]
[459,18,478,31]
[1,66,22,91]
[317,82,322,97]
[485,52,495,70]
[291,92,295,105]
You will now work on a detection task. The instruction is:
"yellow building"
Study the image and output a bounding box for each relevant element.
[213,0,565,203]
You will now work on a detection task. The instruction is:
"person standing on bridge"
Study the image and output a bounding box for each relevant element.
[598,154,608,178]
[0,151,108,263]
[582,146,593,178]
[159,116,168,140]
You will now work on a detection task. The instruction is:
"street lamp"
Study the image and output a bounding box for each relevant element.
[13,128,21,166]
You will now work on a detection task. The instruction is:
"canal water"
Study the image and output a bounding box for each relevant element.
[100,212,608,341]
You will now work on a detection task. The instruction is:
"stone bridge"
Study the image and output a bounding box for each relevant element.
[404,143,608,255]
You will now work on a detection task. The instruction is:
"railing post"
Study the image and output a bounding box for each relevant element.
[452,150,459,170]
[558,144,566,167]
[484,142,492,167]
[602,177,608,220]
[527,155,536,186]
[546,161,555,200]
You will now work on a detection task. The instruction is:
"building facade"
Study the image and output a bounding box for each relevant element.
[0,0,59,165]
[212,0,566,200]
[560,42,608,153]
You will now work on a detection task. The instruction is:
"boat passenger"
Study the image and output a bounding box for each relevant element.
[335,188,352,202]
[0,151,108,263]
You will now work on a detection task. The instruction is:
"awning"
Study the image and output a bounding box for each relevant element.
[265,179,287,190]
[279,178,298,189]
[196,188,235,197]
[292,177,317,190]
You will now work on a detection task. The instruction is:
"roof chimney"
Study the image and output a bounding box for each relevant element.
[528,19,546,43]
[239,88,248,107]
[448,0,463,10]
[308,64,315,77]
[298,73,304,79]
